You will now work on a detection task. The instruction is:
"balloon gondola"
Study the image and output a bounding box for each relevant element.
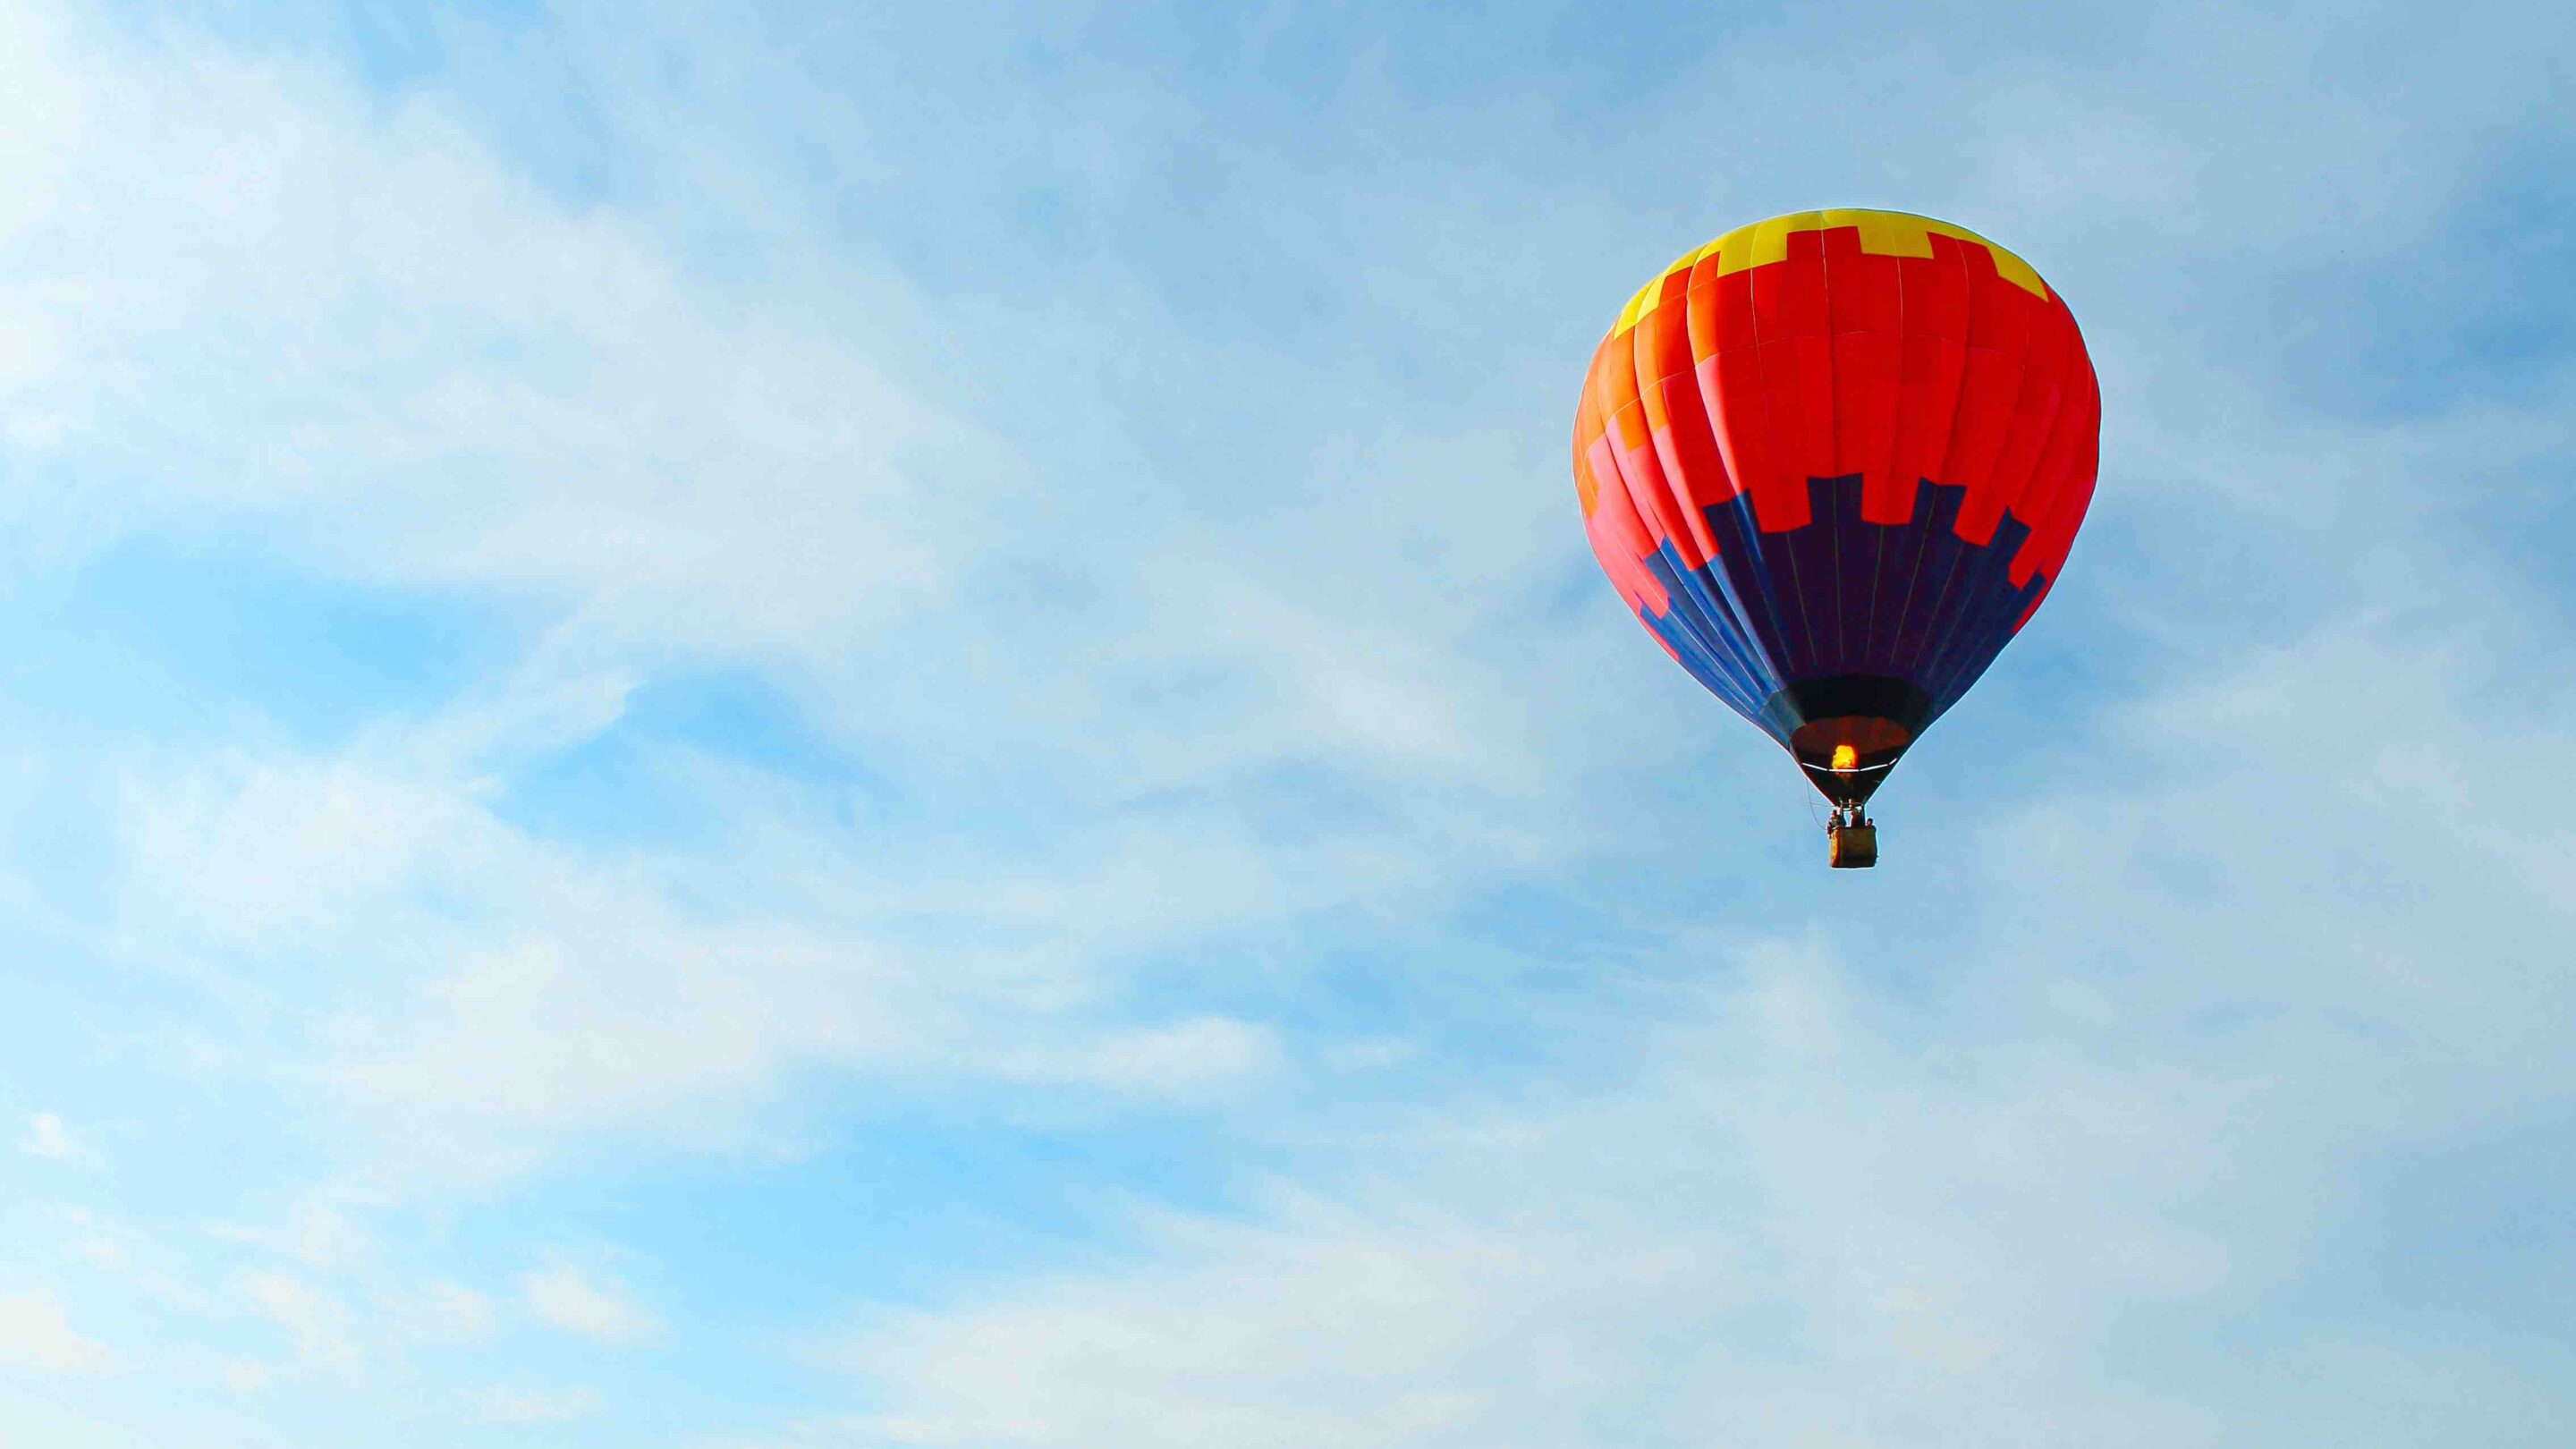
[1571,209,2101,868]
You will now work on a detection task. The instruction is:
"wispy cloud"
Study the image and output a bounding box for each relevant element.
[17,1111,89,1162]
[237,1271,360,1370]
[0,1,971,649]
[0,1291,115,1377]
[797,335,2576,1443]
[220,1360,270,1394]
[471,1384,602,1423]
[391,1280,497,1346]
[0,0,2568,1445]
[524,1266,663,1346]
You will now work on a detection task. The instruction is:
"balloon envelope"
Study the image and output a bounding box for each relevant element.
[1572,208,2099,806]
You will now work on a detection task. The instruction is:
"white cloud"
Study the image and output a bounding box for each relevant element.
[395,1281,496,1346]
[58,1213,131,1273]
[237,1271,360,1369]
[220,1360,270,1394]
[0,0,973,648]
[335,925,888,1136]
[471,1385,601,1424]
[292,1206,368,1272]
[0,1291,114,1377]
[102,682,1301,1191]
[822,917,2574,1448]
[1,0,1603,1211]
[0,3,2570,1446]
[794,443,2576,1447]
[524,1267,662,1345]
[999,1016,1284,1101]
[48,1210,205,1310]
[19,1112,88,1161]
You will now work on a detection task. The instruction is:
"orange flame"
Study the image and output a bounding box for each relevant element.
[1830,743,1858,772]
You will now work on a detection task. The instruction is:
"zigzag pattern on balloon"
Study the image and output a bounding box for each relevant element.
[1572,208,2099,784]
[1606,472,2053,742]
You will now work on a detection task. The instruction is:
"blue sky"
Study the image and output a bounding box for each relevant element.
[3,0,2573,1443]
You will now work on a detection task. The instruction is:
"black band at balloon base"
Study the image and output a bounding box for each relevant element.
[1765,674,1927,807]
[1762,674,1934,738]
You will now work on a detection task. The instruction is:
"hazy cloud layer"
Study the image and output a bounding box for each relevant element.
[0,0,2570,1445]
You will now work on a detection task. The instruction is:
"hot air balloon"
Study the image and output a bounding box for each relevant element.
[1572,209,2100,868]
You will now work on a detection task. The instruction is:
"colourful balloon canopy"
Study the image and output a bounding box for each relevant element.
[1572,208,2099,862]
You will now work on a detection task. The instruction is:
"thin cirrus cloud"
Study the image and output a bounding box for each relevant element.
[0,1,2569,1447]
[522,1267,664,1347]
[235,1271,361,1370]
[821,597,2576,1449]
[16,1112,87,1162]
[471,1385,602,1424]
[3,0,1398,1198]
[0,1291,114,1378]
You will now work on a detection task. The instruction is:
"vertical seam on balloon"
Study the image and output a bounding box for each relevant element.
[1817,236,1847,671]
[1707,270,1810,684]
[2002,308,2069,575]
[1683,509,1780,705]
[1983,301,2073,595]
[1919,516,2029,708]
[1925,571,2033,717]
[1650,554,1769,718]
[1699,269,1803,696]
[2038,360,2102,578]
[1602,428,1737,707]
[2005,319,2094,588]
[1668,530,1769,713]
[1908,241,1997,688]
[1710,376,1796,691]
[1823,479,1844,672]
[1898,261,1978,685]
[1771,493,1818,680]
[1928,243,1990,500]
[1605,343,1772,716]
[2053,406,2101,576]
[1843,260,1876,668]
[1651,309,1782,703]
[1750,263,1819,673]
[1900,504,1972,685]
[1970,275,2046,547]
[1878,248,1940,681]
[1864,522,1888,667]
[1631,326,1774,708]
[1906,242,1998,680]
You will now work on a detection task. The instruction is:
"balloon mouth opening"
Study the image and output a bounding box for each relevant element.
[1792,716,1911,806]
